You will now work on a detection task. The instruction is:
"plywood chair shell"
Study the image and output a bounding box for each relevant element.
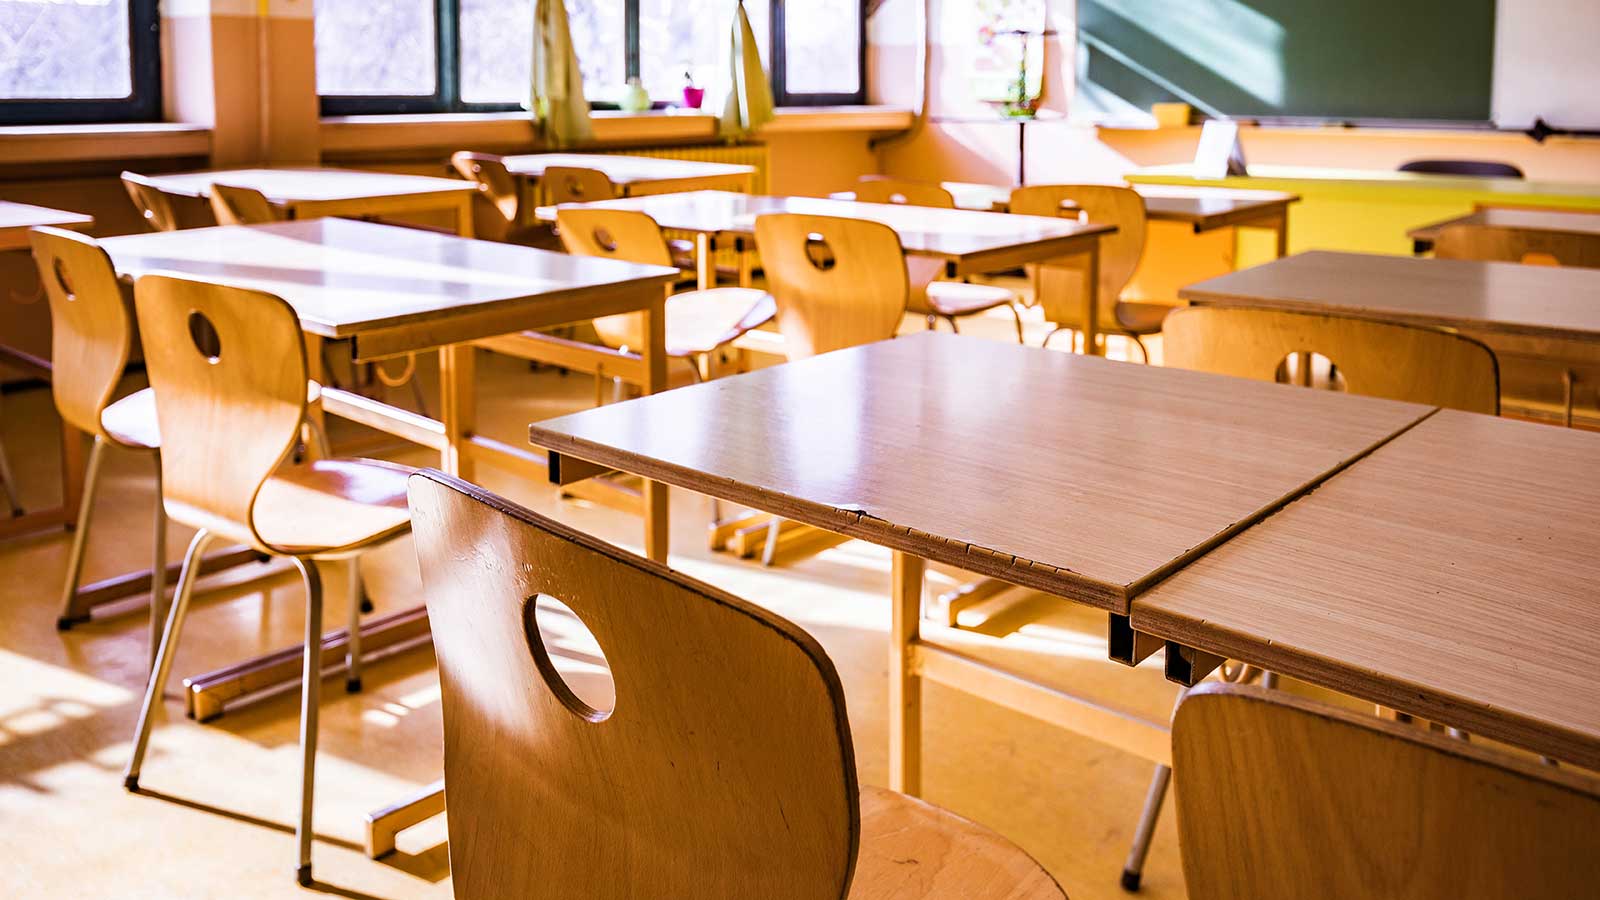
[753,213,909,359]
[407,471,859,900]
[1173,683,1600,900]
[29,227,134,441]
[1011,184,1146,328]
[1162,306,1500,415]
[209,184,280,226]
[121,171,180,233]
[1434,222,1600,268]
[450,151,523,242]
[557,207,678,350]
[543,165,619,205]
[854,178,957,209]
[132,275,309,553]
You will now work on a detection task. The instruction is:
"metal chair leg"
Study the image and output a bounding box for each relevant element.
[0,414,23,516]
[1122,686,1188,891]
[1129,334,1151,364]
[345,558,364,692]
[944,315,960,334]
[761,518,782,567]
[57,437,107,630]
[125,529,216,790]
[1008,304,1025,344]
[1040,326,1074,351]
[147,459,167,672]
[291,557,325,886]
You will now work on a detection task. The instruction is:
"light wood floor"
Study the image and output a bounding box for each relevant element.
[0,305,1191,899]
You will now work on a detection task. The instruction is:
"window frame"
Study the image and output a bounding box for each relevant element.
[319,0,867,116]
[0,0,163,125]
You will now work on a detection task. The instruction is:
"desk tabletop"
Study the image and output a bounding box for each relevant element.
[1409,207,1600,244]
[502,153,756,184]
[935,182,1298,229]
[137,167,477,203]
[1134,164,1600,201]
[98,219,678,355]
[529,332,1432,613]
[535,190,1112,269]
[0,200,93,251]
[1133,410,1600,769]
[1182,250,1600,342]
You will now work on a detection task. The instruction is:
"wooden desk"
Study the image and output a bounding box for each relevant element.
[0,201,93,251]
[503,153,756,197]
[528,332,1433,786]
[536,191,1115,348]
[837,182,1299,255]
[1133,410,1600,770]
[135,168,480,237]
[0,202,95,541]
[1409,207,1600,254]
[100,218,678,722]
[1181,250,1600,427]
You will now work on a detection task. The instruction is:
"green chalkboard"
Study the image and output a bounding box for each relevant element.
[1076,0,1497,123]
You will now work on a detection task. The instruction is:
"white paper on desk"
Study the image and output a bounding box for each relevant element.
[1194,120,1248,179]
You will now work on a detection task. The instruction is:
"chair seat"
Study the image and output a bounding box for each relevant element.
[924,281,1020,318]
[668,237,697,270]
[251,458,412,556]
[102,382,323,451]
[850,785,1065,899]
[666,288,776,357]
[1114,301,1176,335]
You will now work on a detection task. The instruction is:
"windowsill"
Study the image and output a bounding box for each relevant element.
[319,105,913,157]
[0,122,211,165]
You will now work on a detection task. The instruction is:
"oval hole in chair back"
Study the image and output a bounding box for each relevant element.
[524,593,616,721]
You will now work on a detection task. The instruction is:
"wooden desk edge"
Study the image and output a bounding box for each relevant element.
[1129,603,1600,771]
[1178,288,1598,344]
[530,436,1131,614]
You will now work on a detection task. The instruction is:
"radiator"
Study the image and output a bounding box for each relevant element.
[599,143,770,194]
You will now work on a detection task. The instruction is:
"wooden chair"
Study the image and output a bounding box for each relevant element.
[855,178,1023,341]
[30,227,170,656]
[448,151,558,247]
[1434,222,1600,268]
[753,213,909,360]
[121,172,179,232]
[1011,184,1169,360]
[556,206,774,382]
[1162,306,1500,414]
[407,470,1067,900]
[1122,307,1500,888]
[1172,683,1600,900]
[209,183,279,226]
[123,274,414,886]
[541,165,619,205]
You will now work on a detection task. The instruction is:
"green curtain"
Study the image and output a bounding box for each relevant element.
[719,0,775,140]
[529,0,593,148]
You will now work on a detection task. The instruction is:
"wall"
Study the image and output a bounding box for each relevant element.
[875,0,1600,185]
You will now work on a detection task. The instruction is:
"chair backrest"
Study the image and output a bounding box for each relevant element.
[450,151,521,241]
[556,207,676,350]
[1173,683,1600,900]
[29,227,133,440]
[209,184,280,227]
[406,470,859,900]
[1162,306,1499,415]
[1434,223,1600,269]
[542,166,618,205]
[753,213,908,359]
[853,178,956,209]
[1398,158,1525,179]
[121,172,179,233]
[1010,184,1146,324]
[132,275,309,552]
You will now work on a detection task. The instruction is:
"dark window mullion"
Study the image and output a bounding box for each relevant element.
[439,0,460,111]
[625,0,641,80]
[769,0,788,104]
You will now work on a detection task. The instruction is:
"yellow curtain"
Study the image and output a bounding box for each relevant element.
[529,0,593,148]
[719,0,775,140]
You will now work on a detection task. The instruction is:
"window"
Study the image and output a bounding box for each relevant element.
[0,0,161,124]
[318,0,865,115]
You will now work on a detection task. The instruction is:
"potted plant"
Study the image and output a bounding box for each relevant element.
[682,69,705,109]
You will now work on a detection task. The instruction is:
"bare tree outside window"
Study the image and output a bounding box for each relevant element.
[0,0,131,99]
[461,0,531,104]
[784,0,859,94]
[565,1,625,99]
[315,0,437,96]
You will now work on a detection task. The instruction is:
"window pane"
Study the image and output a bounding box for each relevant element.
[567,1,625,100]
[638,0,765,103]
[0,0,131,100]
[784,0,859,94]
[315,0,436,96]
[461,0,531,104]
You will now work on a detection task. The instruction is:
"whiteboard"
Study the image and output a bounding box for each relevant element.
[1492,0,1600,130]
